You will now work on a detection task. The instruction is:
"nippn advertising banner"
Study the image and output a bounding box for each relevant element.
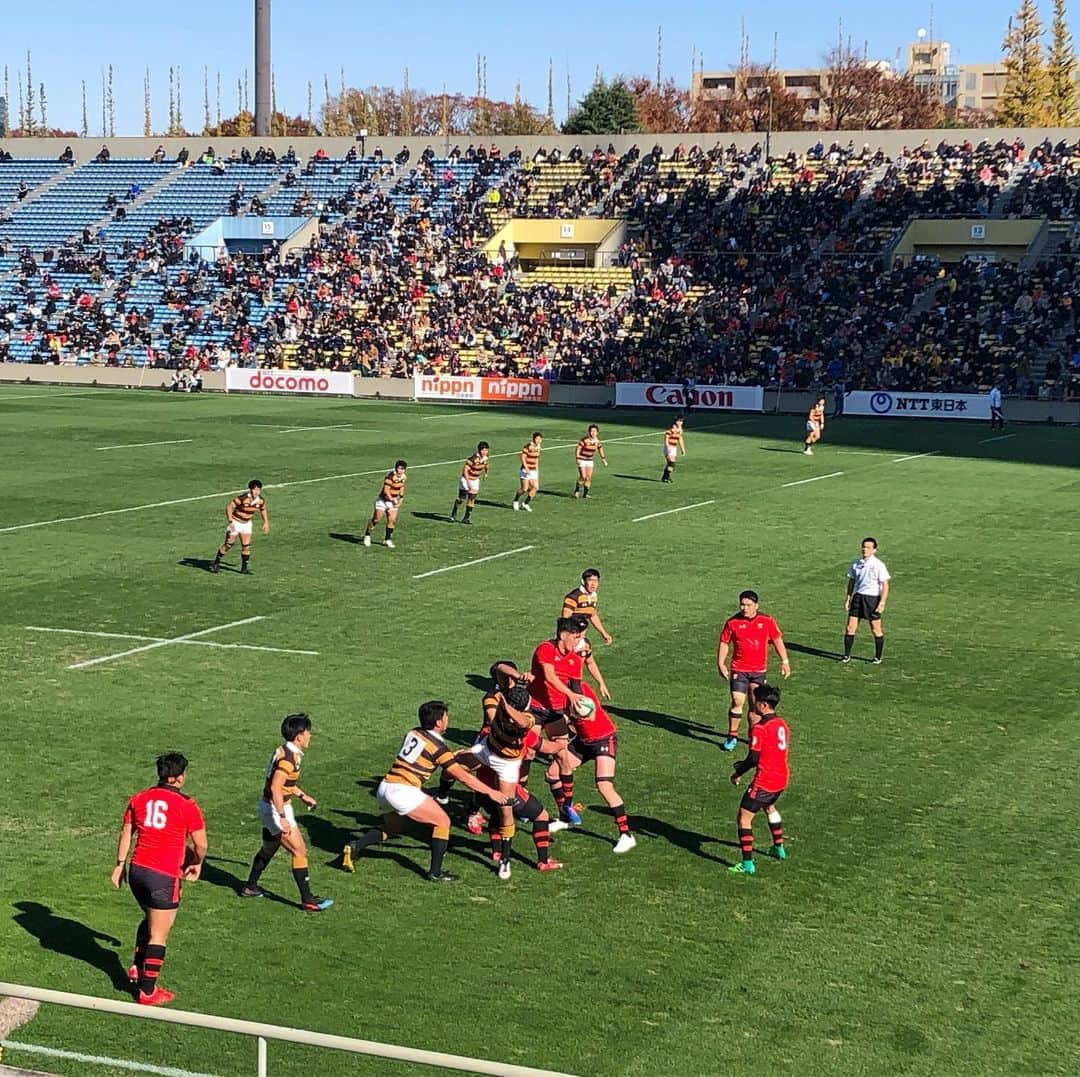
[615,382,764,411]
[225,368,356,396]
[413,373,550,404]
[844,390,991,420]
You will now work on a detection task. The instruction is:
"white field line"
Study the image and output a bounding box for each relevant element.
[781,471,845,488]
[1,1041,216,1077]
[0,391,103,400]
[979,433,1016,443]
[96,439,194,451]
[413,545,534,579]
[0,419,751,534]
[25,625,318,657]
[892,451,940,463]
[421,410,484,420]
[277,424,354,433]
[66,616,267,671]
[834,450,890,456]
[633,499,715,523]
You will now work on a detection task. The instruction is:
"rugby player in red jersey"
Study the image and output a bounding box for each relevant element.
[717,590,791,752]
[111,753,208,1006]
[531,617,591,825]
[550,680,636,853]
[728,684,790,875]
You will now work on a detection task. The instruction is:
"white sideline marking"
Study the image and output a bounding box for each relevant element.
[1,1041,216,1077]
[421,410,484,420]
[892,451,939,463]
[979,433,1016,443]
[0,421,748,534]
[414,545,534,579]
[26,625,319,657]
[96,439,194,451]
[781,471,844,488]
[277,424,354,433]
[66,616,268,670]
[633,500,715,523]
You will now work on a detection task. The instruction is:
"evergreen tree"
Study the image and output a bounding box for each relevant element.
[997,0,1051,126]
[1047,0,1079,124]
[563,76,640,134]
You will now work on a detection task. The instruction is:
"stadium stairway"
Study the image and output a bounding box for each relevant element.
[0,161,71,218]
[990,167,1026,219]
[82,163,184,240]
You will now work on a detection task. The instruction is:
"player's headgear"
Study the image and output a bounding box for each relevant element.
[156,753,188,781]
[248,478,263,490]
[739,590,759,603]
[755,685,781,708]
[418,700,449,729]
[281,713,311,741]
[503,685,532,712]
[581,568,600,584]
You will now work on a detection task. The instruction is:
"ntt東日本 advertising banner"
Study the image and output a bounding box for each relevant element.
[844,391,991,420]
[615,382,764,411]
[413,373,550,404]
[225,368,356,396]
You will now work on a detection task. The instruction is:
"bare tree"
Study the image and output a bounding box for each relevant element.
[82,79,89,138]
[107,64,115,136]
[203,66,211,135]
[39,81,47,132]
[144,69,152,137]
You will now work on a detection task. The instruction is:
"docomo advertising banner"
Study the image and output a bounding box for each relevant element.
[225,368,356,396]
[615,382,764,411]
[413,373,550,404]
[844,390,991,420]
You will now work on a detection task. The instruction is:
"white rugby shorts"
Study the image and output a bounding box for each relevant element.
[374,498,398,512]
[228,519,254,537]
[468,741,522,784]
[459,477,480,495]
[258,800,296,835]
[576,458,595,471]
[375,779,428,816]
[519,468,539,482]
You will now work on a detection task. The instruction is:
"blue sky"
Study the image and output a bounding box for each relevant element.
[2,1,1029,133]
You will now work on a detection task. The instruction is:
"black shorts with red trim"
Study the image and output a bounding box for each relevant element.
[569,732,617,764]
[730,670,767,695]
[129,863,181,910]
[739,786,783,814]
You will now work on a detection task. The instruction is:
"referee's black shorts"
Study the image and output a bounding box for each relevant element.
[849,593,882,621]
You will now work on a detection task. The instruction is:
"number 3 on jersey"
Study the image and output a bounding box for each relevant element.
[142,799,169,829]
[398,734,424,764]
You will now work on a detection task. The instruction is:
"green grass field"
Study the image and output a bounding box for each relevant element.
[0,385,1077,1077]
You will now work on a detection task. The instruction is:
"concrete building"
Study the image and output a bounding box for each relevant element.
[956,63,1009,113]
[907,36,959,108]
[691,69,826,124]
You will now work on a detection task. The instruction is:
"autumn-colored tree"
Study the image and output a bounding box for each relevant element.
[1046,0,1079,125]
[629,76,690,132]
[997,0,1051,125]
[686,64,806,133]
[823,47,940,129]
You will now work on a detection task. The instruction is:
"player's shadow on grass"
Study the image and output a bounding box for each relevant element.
[630,816,736,865]
[613,473,660,482]
[12,901,129,992]
[411,511,453,523]
[328,532,363,544]
[199,856,311,909]
[606,705,718,745]
[759,447,808,454]
[536,489,572,499]
[178,556,236,573]
[786,640,844,662]
[476,498,506,509]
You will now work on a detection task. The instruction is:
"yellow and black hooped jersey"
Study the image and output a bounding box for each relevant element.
[229,491,266,522]
[262,742,302,803]
[576,436,602,460]
[665,425,683,446]
[562,586,599,618]
[384,728,457,788]
[379,471,406,502]
[521,442,541,469]
[462,453,488,480]
[808,404,825,425]
[486,699,534,759]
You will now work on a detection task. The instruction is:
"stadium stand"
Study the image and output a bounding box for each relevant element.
[0,141,1077,398]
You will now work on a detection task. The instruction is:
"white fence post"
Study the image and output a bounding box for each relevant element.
[257,1034,267,1076]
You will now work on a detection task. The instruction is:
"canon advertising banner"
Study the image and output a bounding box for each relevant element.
[225,368,356,396]
[614,382,764,411]
[843,391,991,420]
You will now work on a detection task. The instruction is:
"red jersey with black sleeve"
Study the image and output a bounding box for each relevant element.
[530,640,583,712]
[124,784,206,878]
[735,713,790,793]
[720,613,783,672]
[574,682,616,741]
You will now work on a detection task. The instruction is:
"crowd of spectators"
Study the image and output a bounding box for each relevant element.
[1,138,1079,397]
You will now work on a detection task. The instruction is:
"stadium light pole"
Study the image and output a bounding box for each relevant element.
[255,0,271,137]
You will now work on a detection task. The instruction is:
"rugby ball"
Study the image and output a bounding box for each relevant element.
[574,696,596,718]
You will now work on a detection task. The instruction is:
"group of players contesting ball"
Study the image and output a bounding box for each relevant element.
[113,404,893,1006]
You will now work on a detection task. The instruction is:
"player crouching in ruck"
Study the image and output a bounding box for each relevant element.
[364,459,406,548]
[210,479,269,574]
[728,685,790,875]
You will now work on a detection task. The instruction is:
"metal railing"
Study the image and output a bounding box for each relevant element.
[0,983,574,1077]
